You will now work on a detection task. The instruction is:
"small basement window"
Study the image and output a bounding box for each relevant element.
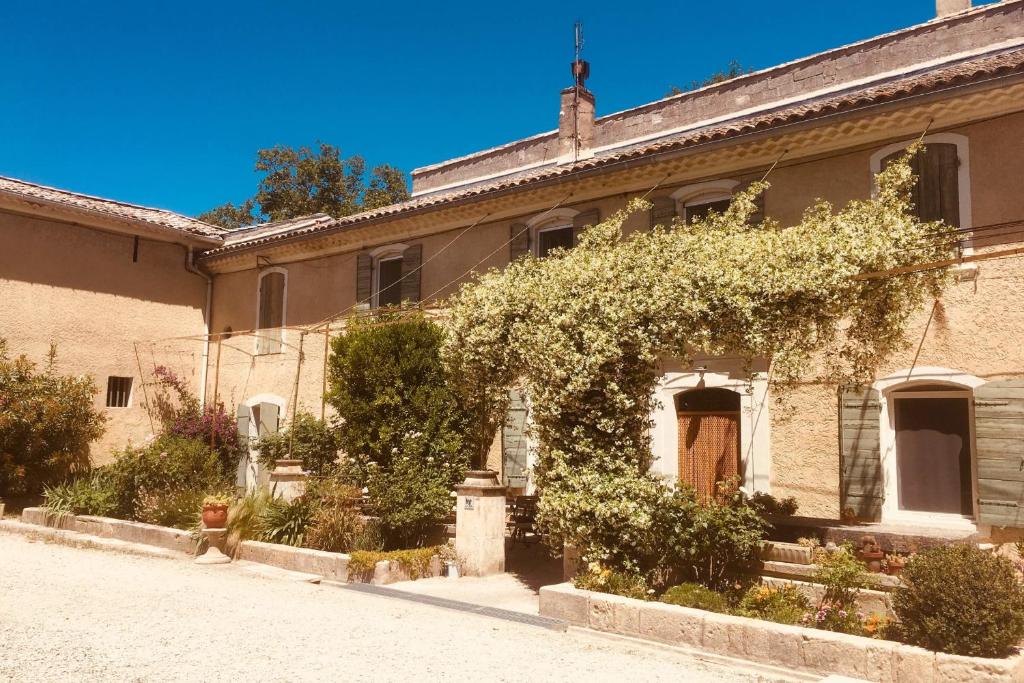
[106,376,133,408]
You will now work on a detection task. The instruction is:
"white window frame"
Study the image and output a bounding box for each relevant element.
[869,133,973,254]
[254,267,288,355]
[527,207,579,258]
[651,358,772,495]
[369,243,407,308]
[671,179,739,222]
[873,367,984,531]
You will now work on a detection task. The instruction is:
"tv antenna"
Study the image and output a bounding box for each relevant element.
[571,21,589,88]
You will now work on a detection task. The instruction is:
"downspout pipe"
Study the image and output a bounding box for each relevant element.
[185,246,213,407]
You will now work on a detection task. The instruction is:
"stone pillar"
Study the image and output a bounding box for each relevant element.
[269,459,308,502]
[455,470,507,576]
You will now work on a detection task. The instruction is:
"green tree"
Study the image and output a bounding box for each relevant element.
[0,341,106,498]
[198,143,410,229]
[326,311,472,547]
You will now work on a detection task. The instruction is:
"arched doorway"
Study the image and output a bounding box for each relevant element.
[676,388,741,500]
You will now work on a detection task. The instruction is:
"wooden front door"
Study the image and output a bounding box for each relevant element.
[677,410,740,501]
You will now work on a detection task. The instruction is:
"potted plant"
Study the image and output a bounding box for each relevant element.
[201,494,230,529]
[884,552,907,576]
[858,535,885,572]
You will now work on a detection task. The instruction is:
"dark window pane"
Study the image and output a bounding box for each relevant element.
[106,376,133,408]
[377,257,403,307]
[685,198,732,224]
[882,144,960,228]
[537,226,574,258]
[894,396,972,515]
[677,388,741,413]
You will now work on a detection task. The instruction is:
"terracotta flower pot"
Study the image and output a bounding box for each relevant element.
[202,504,228,529]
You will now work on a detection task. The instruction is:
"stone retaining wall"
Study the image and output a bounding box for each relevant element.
[21,507,194,554]
[237,540,350,582]
[539,583,1023,682]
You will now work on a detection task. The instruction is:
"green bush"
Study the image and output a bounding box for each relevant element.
[42,471,118,517]
[255,412,341,477]
[304,478,365,553]
[0,341,106,498]
[660,583,728,613]
[326,311,471,548]
[225,490,273,555]
[670,489,770,592]
[746,492,798,518]
[259,496,313,547]
[136,486,205,530]
[348,545,449,579]
[813,544,871,609]
[893,545,1024,657]
[736,583,810,625]
[106,435,229,519]
[574,564,651,601]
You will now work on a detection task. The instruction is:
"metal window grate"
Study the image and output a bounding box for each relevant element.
[106,376,133,408]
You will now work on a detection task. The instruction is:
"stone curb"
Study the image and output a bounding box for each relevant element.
[237,540,350,582]
[0,519,186,560]
[539,583,1024,682]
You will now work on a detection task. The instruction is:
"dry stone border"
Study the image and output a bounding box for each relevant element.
[539,583,1024,682]
[18,507,443,586]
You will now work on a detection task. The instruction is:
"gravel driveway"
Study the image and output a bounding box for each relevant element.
[0,533,777,682]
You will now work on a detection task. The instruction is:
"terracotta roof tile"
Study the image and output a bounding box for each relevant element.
[201,46,1024,258]
[0,176,224,239]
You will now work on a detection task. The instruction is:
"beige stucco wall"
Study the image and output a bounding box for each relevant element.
[203,111,1024,521]
[0,211,208,464]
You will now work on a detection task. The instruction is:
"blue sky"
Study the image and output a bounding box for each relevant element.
[0,1,996,217]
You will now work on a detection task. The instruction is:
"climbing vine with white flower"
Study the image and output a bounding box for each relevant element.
[442,146,955,566]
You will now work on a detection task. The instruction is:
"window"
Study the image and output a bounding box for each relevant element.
[671,179,740,225]
[106,376,133,408]
[536,225,574,258]
[882,144,961,228]
[376,256,403,307]
[256,269,286,354]
[892,384,973,516]
[684,197,732,224]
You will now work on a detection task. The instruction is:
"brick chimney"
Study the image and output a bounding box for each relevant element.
[936,0,971,18]
[558,59,595,163]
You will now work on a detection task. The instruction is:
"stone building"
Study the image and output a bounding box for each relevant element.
[3,0,1024,537]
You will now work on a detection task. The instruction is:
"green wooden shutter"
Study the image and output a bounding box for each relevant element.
[257,402,280,438]
[649,196,676,229]
[502,389,529,487]
[882,144,959,228]
[356,253,373,307]
[236,404,251,445]
[839,385,883,522]
[509,223,530,262]
[975,380,1024,527]
[572,208,600,245]
[400,244,422,304]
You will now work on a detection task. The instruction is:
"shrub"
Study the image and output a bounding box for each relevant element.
[0,341,106,498]
[670,489,769,592]
[107,435,229,519]
[366,456,453,548]
[149,366,242,477]
[348,545,447,579]
[660,583,728,613]
[813,544,870,608]
[326,311,471,548]
[136,486,205,530]
[736,583,810,625]
[259,496,312,547]
[893,545,1024,657]
[803,602,864,635]
[255,412,341,477]
[225,490,273,555]
[574,563,651,601]
[304,479,365,553]
[746,492,798,518]
[42,470,118,517]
